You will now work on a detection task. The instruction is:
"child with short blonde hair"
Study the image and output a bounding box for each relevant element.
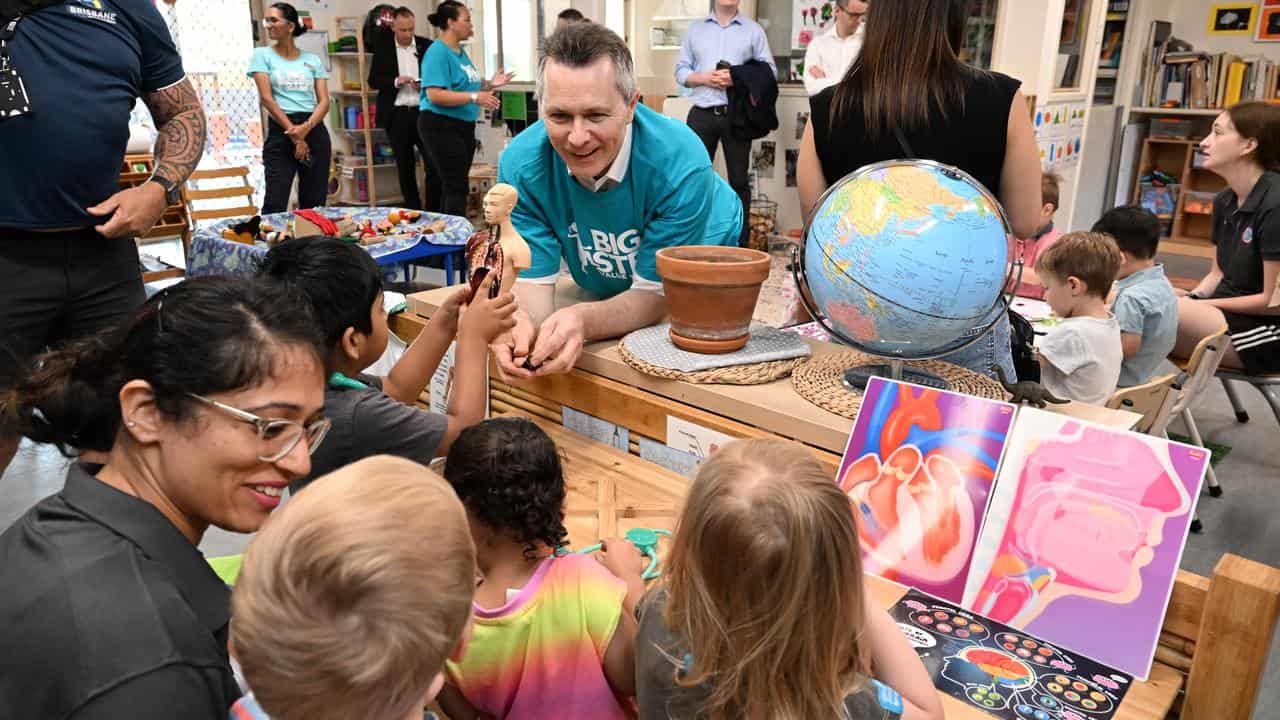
[636,439,944,720]
[1035,231,1125,405]
[230,456,476,720]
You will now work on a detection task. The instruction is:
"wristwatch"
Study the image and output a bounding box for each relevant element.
[470,92,478,104]
[148,175,182,207]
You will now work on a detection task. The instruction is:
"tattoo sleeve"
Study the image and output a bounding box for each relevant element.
[142,78,207,186]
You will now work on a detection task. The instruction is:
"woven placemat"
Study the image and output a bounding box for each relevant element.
[792,351,1006,419]
[620,342,806,385]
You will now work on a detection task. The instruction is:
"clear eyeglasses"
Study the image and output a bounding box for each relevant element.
[186,393,331,463]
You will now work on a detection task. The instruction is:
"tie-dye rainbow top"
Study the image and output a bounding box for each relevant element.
[445,554,630,720]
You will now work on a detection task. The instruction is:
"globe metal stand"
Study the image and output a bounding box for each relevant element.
[841,358,952,393]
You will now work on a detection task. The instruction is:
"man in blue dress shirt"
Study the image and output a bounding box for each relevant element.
[675,0,775,247]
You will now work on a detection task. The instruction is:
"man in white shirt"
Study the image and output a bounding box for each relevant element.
[802,0,867,96]
[369,7,439,210]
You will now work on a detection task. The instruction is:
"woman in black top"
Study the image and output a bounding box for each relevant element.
[797,0,1042,380]
[0,278,330,718]
[1174,101,1280,374]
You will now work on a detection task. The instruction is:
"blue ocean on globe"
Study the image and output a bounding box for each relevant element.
[803,161,1011,359]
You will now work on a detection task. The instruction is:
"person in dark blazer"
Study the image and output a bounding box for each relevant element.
[368,6,440,211]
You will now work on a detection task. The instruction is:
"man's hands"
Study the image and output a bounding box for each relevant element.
[87,181,168,239]
[689,69,733,89]
[396,75,421,88]
[492,306,585,380]
[809,65,827,78]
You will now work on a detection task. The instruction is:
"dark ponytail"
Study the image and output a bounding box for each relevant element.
[271,2,307,37]
[3,276,325,457]
[427,1,464,31]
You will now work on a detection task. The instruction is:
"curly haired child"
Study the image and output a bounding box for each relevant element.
[437,417,646,720]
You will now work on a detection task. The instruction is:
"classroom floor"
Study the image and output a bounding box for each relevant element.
[3,370,1277,717]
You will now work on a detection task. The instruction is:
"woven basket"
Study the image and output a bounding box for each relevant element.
[620,342,805,385]
[792,351,1006,419]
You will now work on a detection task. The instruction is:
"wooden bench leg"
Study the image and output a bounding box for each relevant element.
[1181,554,1280,720]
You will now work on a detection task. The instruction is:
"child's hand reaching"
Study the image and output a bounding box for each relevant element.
[598,537,645,582]
[434,283,474,335]
[459,274,518,344]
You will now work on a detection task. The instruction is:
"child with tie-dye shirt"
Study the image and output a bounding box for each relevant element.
[438,417,646,720]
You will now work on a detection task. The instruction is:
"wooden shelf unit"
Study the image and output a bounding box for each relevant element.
[327,17,386,208]
[1130,114,1223,259]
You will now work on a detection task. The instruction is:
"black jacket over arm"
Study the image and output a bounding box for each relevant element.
[728,59,779,141]
[368,34,430,130]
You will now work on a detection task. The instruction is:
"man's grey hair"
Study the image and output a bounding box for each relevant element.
[535,23,637,103]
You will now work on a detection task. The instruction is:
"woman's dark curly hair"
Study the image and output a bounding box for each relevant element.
[443,417,568,558]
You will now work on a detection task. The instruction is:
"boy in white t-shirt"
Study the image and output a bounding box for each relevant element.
[1034,232,1124,405]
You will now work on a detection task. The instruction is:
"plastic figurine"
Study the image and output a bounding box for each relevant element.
[994,367,1069,408]
[483,182,531,298]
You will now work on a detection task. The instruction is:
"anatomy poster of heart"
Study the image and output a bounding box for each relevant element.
[838,377,1016,603]
[892,589,1132,720]
[963,409,1208,679]
[792,1,836,49]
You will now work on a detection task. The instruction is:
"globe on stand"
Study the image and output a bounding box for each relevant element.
[793,160,1020,392]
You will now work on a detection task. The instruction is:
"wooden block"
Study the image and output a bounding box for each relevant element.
[1162,569,1211,644]
[1182,554,1280,720]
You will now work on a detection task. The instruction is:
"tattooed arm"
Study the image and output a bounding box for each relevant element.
[86,78,207,238]
[143,78,207,187]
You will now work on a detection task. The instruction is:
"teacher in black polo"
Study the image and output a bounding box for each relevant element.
[0,278,330,718]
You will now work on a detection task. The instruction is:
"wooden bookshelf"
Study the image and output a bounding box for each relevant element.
[1130,115,1222,259]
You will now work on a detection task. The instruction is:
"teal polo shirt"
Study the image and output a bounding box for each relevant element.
[497,104,742,298]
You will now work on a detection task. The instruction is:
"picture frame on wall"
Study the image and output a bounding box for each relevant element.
[1207,3,1257,35]
[1257,6,1280,41]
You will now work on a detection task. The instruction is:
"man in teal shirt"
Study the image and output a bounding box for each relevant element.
[495,23,742,378]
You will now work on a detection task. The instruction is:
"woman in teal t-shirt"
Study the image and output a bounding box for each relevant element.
[418,1,512,217]
[249,2,331,213]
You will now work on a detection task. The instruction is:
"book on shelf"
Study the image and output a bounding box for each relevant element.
[1144,47,1279,109]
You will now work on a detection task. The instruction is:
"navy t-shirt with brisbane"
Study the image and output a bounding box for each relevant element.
[0,0,185,229]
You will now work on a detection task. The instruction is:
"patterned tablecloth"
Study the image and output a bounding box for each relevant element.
[187,208,473,279]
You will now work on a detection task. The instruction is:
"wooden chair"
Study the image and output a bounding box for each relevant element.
[182,166,257,226]
[1168,324,1231,497]
[1106,373,1178,435]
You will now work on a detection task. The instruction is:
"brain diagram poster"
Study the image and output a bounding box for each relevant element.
[838,377,1016,603]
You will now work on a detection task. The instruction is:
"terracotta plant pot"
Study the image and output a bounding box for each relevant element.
[656,246,772,354]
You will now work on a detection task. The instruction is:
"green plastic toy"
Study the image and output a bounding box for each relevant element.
[566,527,672,580]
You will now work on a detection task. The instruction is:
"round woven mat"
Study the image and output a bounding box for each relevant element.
[620,342,806,385]
[792,351,1006,419]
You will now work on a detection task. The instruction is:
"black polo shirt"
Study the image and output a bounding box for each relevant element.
[0,0,185,229]
[0,463,242,718]
[1211,170,1280,299]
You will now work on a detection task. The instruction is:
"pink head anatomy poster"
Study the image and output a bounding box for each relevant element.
[963,408,1208,679]
[838,377,1017,603]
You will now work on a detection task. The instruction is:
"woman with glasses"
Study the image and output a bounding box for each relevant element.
[419,1,512,217]
[0,276,329,718]
[250,2,332,213]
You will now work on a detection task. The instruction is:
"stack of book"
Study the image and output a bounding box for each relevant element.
[1145,49,1280,109]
